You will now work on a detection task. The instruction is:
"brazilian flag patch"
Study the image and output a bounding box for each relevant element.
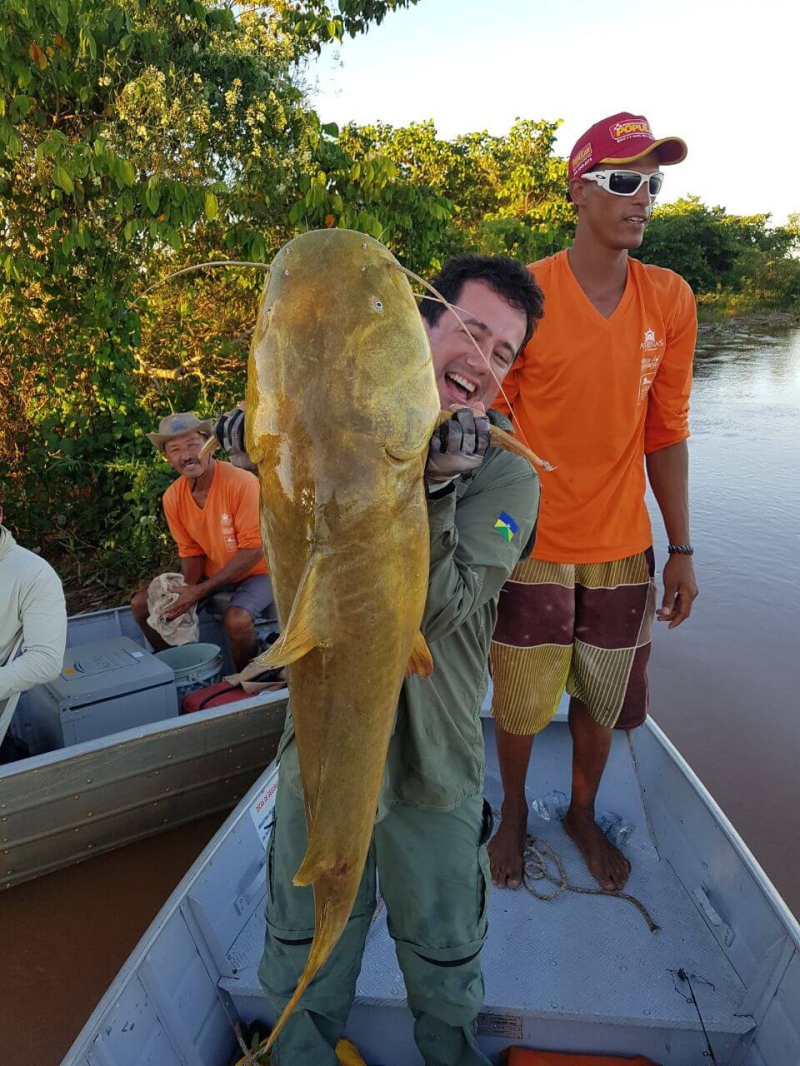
[494,510,519,542]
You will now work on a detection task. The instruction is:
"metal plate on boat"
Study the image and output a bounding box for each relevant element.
[476,1011,524,1039]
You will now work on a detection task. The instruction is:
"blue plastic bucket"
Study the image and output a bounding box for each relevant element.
[155,643,223,699]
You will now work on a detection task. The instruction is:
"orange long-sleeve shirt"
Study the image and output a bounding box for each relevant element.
[497,251,696,563]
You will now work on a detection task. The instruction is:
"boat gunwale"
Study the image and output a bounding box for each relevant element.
[0,684,288,783]
[60,762,280,1065]
[638,716,800,947]
[1,598,284,776]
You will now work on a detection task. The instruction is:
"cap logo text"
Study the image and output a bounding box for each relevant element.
[571,142,593,174]
[610,119,652,142]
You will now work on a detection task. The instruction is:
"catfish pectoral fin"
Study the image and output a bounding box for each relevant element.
[406,630,434,678]
[489,425,554,472]
[253,614,318,670]
[264,551,329,662]
[227,553,327,684]
[225,621,315,684]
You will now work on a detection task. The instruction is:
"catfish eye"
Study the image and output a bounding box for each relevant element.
[266,306,273,315]
[373,298,384,312]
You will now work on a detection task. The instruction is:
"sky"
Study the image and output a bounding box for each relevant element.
[308,0,797,224]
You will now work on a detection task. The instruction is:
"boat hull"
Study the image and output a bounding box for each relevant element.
[0,604,287,889]
[60,708,800,1066]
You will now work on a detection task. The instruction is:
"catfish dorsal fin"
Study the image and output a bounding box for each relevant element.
[406,630,433,678]
[227,554,326,684]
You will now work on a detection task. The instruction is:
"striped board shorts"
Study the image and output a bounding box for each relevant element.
[490,549,656,735]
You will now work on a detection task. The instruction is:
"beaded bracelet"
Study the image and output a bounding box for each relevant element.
[667,544,694,555]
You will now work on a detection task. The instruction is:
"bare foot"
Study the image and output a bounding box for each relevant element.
[488,803,527,889]
[564,807,631,892]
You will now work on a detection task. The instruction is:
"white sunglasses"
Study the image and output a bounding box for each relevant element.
[581,170,664,197]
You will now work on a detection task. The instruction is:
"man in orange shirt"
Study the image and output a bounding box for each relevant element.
[131,413,272,671]
[489,113,699,893]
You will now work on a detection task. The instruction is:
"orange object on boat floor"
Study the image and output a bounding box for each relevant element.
[506,1051,660,1066]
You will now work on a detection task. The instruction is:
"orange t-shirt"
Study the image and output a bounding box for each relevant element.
[163,460,268,579]
[498,251,696,563]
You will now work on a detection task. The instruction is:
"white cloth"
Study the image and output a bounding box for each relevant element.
[0,526,68,701]
[146,573,200,645]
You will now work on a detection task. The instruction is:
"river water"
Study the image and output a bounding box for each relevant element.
[3,323,799,1064]
[647,322,800,916]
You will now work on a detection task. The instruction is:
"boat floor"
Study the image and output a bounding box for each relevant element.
[222,723,752,1055]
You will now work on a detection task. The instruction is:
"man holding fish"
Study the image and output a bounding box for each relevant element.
[489,113,699,895]
[218,249,544,1064]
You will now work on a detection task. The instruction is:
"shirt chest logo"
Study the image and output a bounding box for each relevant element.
[221,513,238,552]
[640,327,665,353]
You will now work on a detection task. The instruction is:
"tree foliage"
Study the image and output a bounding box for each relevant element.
[337,117,573,264]
[635,197,800,305]
[0,0,427,587]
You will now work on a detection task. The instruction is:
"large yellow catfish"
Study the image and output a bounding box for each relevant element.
[239,228,546,1048]
[245,229,440,1046]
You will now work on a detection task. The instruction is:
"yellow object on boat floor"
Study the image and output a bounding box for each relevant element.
[233,1036,366,1065]
[335,1039,368,1065]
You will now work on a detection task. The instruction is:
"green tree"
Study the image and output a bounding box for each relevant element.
[636,197,798,287]
[338,117,574,266]
[634,197,743,291]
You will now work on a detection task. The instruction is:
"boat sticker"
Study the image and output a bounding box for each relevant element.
[494,511,519,542]
[249,771,279,846]
[476,1011,524,1039]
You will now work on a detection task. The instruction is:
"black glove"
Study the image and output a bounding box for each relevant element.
[425,407,491,485]
[214,407,256,472]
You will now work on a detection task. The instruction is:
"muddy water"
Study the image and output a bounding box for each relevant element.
[3,324,799,1065]
[647,323,800,917]
[0,812,228,1064]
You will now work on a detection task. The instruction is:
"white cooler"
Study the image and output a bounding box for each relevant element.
[25,636,179,749]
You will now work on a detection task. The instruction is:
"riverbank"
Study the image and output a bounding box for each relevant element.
[61,565,132,616]
[696,302,800,329]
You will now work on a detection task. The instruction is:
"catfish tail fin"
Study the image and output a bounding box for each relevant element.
[264,870,359,1051]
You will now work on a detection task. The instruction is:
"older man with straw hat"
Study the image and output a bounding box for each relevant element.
[131,412,272,671]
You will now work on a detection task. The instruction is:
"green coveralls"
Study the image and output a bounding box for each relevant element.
[259,412,540,1065]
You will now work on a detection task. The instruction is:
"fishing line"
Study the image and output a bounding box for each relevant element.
[670,968,718,1063]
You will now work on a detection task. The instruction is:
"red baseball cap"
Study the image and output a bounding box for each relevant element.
[568,112,687,181]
